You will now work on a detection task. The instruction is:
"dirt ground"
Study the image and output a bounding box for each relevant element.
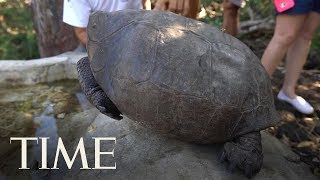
[239,30,320,176]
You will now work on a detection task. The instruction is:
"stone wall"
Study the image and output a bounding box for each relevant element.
[0,52,86,87]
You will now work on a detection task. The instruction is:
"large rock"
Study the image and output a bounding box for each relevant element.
[0,52,85,87]
[64,113,317,180]
[0,107,317,179]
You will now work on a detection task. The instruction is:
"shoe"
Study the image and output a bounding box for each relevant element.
[277,90,314,114]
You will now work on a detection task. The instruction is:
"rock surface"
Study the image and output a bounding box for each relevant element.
[63,113,317,180]
[0,52,86,87]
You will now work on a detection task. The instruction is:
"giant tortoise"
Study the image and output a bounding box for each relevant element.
[77,10,279,177]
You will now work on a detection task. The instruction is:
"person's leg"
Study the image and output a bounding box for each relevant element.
[188,0,200,19]
[261,14,307,77]
[222,0,240,36]
[281,12,320,98]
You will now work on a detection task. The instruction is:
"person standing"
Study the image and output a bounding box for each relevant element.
[155,0,245,36]
[261,0,320,114]
[222,0,245,36]
[63,0,144,45]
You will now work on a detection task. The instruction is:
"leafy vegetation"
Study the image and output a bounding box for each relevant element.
[0,0,319,62]
[0,0,39,60]
[200,0,274,27]
[311,29,320,50]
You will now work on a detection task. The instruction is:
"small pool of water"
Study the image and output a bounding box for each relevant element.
[0,80,98,177]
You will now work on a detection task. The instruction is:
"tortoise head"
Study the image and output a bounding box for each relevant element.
[87,10,143,61]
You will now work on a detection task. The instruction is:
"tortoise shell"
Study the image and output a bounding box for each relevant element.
[87,10,279,143]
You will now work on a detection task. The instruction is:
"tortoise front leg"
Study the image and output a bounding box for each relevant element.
[221,131,263,178]
[77,57,122,120]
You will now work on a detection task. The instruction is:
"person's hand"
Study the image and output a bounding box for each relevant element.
[142,0,146,9]
[155,0,191,17]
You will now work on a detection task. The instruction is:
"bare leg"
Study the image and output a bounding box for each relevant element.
[282,12,320,98]
[261,14,306,76]
[186,0,200,19]
[222,0,240,36]
[221,132,262,178]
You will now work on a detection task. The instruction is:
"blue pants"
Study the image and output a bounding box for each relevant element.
[278,0,320,14]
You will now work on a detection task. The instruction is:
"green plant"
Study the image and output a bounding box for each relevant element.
[0,0,39,60]
[200,0,273,24]
[311,31,320,50]
[241,0,273,21]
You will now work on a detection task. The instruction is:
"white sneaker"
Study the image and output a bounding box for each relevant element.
[277,90,314,114]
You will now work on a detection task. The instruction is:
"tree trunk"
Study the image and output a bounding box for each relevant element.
[31,0,78,57]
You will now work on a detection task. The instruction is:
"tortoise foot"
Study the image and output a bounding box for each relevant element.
[221,132,263,178]
[77,57,122,120]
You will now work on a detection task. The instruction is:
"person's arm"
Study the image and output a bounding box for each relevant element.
[63,0,91,44]
[74,27,87,45]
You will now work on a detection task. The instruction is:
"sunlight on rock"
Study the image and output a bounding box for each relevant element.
[313,82,320,88]
[297,141,315,148]
[297,84,309,91]
[303,117,314,126]
[280,111,296,122]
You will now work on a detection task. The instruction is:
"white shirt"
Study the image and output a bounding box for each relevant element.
[63,0,142,28]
